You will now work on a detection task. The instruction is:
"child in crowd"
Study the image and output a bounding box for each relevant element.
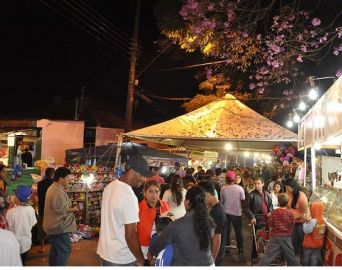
[148,216,173,266]
[6,185,37,266]
[303,202,326,266]
[259,193,299,266]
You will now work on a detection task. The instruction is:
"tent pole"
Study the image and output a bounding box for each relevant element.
[115,134,123,168]
[311,147,316,192]
[303,147,307,187]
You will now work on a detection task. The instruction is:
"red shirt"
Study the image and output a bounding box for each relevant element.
[269,208,294,237]
[145,175,165,184]
[260,191,268,225]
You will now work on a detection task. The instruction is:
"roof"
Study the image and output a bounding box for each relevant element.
[126,94,297,152]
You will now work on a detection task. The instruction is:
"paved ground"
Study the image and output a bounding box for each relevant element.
[26,217,255,267]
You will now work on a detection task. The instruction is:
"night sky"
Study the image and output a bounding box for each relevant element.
[0,0,341,128]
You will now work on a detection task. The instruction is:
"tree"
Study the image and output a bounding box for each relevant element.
[155,0,342,114]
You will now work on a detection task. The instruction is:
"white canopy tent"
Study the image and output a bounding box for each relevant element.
[124,94,297,153]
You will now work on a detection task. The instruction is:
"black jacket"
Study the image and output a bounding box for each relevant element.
[37,177,53,216]
[244,190,273,224]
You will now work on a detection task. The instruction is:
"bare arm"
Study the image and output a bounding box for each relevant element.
[211,234,221,260]
[125,223,145,266]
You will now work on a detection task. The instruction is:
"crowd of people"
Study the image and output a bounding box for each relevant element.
[0,158,327,266]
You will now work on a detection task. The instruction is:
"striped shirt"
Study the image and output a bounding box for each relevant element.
[269,208,294,237]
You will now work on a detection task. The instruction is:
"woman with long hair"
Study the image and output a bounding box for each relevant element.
[270,181,282,209]
[150,186,215,266]
[162,174,187,219]
[285,176,309,256]
[137,181,171,261]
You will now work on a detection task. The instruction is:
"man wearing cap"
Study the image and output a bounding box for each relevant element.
[220,170,245,255]
[6,185,37,266]
[97,155,153,266]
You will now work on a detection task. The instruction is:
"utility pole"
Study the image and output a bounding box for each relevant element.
[125,0,141,132]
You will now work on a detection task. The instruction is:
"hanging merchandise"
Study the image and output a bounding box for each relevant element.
[66,164,117,226]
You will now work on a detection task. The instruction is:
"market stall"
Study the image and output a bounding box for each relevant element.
[123,94,298,168]
[298,76,342,266]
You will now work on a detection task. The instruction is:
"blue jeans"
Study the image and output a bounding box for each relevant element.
[101,258,136,266]
[48,233,71,266]
[303,248,323,266]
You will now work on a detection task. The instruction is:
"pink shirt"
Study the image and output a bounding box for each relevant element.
[221,184,245,216]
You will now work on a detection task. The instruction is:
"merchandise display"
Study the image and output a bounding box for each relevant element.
[310,187,342,266]
[66,164,116,226]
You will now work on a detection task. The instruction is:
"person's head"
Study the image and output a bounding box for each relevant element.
[226,170,236,185]
[169,174,183,206]
[284,176,301,209]
[45,167,55,179]
[206,169,215,178]
[234,174,242,185]
[174,162,180,170]
[151,166,161,176]
[185,186,214,250]
[277,193,289,207]
[254,177,264,192]
[273,181,282,194]
[0,164,7,180]
[215,168,222,176]
[185,182,195,190]
[24,145,29,152]
[143,181,161,206]
[156,217,173,234]
[15,185,32,203]
[197,180,216,207]
[124,155,153,188]
[197,166,202,172]
[53,167,72,187]
[185,168,193,176]
[190,167,195,174]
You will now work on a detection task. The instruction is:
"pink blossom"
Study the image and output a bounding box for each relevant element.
[301,45,307,52]
[333,50,339,56]
[271,60,280,68]
[208,2,215,11]
[297,55,303,62]
[257,88,265,94]
[311,18,321,27]
[249,83,256,90]
[296,34,304,41]
[336,69,342,78]
[206,69,212,79]
[256,34,262,41]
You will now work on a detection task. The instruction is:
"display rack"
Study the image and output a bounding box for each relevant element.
[66,165,116,226]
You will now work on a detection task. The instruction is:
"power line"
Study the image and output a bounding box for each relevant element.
[65,0,132,52]
[152,60,229,72]
[40,0,129,61]
[50,0,132,58]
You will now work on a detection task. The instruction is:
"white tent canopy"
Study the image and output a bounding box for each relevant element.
[125,94,297,152]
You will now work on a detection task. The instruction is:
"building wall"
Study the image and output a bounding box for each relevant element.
[95,127,124,146]
[37,119,84,165]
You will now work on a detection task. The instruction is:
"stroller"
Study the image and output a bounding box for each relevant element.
[250,219,286,266]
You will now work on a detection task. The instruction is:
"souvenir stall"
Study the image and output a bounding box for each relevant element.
[298,76,342,266]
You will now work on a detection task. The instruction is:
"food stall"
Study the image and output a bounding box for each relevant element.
[298,76,342,265]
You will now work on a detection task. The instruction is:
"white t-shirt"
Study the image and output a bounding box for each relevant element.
[6,205,37,254]
[271,192,279,209]
[97,180,139,264]
[0,229,22,266]
[162,188,187,219]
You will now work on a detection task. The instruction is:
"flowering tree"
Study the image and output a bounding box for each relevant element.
[155,0,342,107]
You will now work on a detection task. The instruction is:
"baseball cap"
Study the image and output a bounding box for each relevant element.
[126,155,153,177]
[15,185,32,203]
[226,170,236,182]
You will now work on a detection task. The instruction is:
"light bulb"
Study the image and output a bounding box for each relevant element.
[298,101,307,111]
[293,114,300,123]
[225,143,233,151]
[287,120,294,128]
[309,88,318,100]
